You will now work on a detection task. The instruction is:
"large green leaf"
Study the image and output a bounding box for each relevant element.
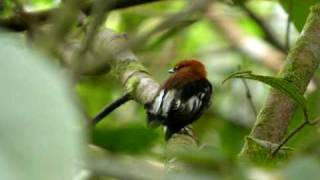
[0,30,87,180]
[223,71,307,111]
[279,0,320,32]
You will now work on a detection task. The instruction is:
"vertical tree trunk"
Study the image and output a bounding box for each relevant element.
[240,4,320,158]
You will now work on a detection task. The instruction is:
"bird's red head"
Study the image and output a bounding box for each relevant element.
[164,60,208,89]
[169,60,207,78]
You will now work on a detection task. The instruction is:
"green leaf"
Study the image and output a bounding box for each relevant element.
[0,30,87,180]
[279,0,319,32]
[93,124,158,154]
[223,71,307,111]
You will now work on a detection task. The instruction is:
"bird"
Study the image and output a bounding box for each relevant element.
[146,60,212,140]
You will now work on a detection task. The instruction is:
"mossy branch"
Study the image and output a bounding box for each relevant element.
[240,4,320,159]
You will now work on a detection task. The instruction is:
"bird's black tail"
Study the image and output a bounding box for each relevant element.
[91,93,131,125]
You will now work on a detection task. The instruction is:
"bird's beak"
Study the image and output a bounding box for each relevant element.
[168,68,175,73]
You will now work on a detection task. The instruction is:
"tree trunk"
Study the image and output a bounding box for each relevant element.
[240,4,320,159]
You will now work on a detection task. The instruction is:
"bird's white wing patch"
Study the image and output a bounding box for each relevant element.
[150,90,165,114]
[161,90,176,117]
[149,90,176,117]
[186,95,202,113]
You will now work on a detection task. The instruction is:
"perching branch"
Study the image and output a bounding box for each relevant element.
[240,4,320,159]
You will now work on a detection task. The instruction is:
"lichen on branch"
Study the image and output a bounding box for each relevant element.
[93,29,159,104]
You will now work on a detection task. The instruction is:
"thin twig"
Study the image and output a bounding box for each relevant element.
[81,0,115,53]
[241,78,258,117]
[238,65,257,117]
[127,0,210,51]
[271,121,308,157]
[71,0,114,76]
[239,3,287,53]
[271,112,320,157]
[285,0,293,50]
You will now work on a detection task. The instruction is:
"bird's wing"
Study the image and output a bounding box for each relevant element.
[147,89,176,127]
[164,81,212,140]
[171,79,212,116]
[147,79,212,129]
[172,84,211,117]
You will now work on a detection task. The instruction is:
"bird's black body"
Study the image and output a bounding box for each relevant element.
[147,78,212,140]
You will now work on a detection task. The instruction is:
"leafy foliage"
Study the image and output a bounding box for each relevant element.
[0,31,87,180]
[223,71,307,111]
[279,0,320,32]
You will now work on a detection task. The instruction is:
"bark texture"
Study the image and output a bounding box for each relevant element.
[240,4,320,157]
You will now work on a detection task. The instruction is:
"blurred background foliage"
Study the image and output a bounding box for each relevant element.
[2,0,320,179]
